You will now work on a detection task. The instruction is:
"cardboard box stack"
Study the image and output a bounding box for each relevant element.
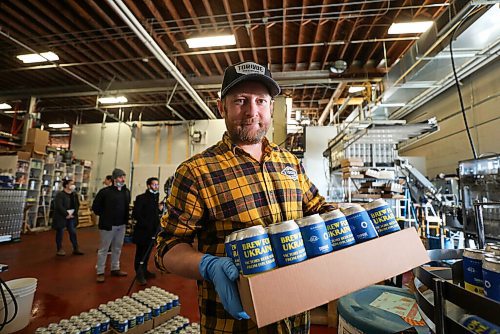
[24,128,49,158]
[341,158,364,179]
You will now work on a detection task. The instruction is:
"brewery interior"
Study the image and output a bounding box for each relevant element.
[0,1,499,333]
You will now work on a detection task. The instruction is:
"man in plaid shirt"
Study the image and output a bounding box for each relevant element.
[156,61,334,333]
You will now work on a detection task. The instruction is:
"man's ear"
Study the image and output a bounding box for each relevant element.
[217,99,225,118]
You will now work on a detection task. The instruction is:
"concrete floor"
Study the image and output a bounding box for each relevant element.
[0,226,336,333]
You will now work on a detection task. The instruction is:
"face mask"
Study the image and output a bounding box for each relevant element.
[149,189,159,195]
[115,182,125,187]
[69,184,76,191]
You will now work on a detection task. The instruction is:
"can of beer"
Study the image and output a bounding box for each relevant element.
[363,199,401,236]
[224,231,241,270]
[236,225,276,275]
[114,317,128,333]
[460,314,500,333]
[463,248,493,294]
[296,214,333,257]
[341,205,378,242]
[485,243,500,256]
[268,220,307,267]
[482,255,500,302]
[320,210,356,250]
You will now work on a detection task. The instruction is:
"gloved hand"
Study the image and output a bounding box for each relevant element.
[199,254,250,320]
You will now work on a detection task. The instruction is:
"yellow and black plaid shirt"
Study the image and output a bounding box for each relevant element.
[156,133,334,334]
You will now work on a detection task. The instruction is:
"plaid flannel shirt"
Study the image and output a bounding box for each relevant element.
[156,133,334,333]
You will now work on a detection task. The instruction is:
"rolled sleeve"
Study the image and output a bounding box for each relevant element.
[155,163,205,272]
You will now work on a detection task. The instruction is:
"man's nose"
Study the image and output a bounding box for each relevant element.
[244,100,259,117]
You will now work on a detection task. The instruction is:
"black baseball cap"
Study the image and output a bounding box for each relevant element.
[220,61,281,98]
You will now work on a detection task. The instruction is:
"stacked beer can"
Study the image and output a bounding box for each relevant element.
[225,199,401,276]
[462,242,500,302]
[145,315,200,333]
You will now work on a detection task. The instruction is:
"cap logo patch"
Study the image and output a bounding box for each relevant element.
[281,166,298,181]
[235,62,266,75]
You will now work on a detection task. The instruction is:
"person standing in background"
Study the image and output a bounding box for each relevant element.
[53,179,84,256]
[102,175,113,187]
[132,177,161,285]
[92,168,131,283]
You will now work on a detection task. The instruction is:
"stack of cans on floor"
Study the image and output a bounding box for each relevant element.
[34,287,180,333]
[225,198,401,276]
[145,315,200,333]
[34,308,110,333]
[462,242,500,302]
[131,286,180,318]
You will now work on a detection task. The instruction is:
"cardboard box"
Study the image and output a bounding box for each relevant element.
[152,306,180,328]
[23,142,47,156]
[238,228,429,328]
[17,151,31,161]
[340,158,364,168]
[27,128,49,145]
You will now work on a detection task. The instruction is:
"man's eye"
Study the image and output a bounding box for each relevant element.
[257,99,268,105]
[234,99,245,105]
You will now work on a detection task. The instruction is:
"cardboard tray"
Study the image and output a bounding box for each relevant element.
[238,228,429,328]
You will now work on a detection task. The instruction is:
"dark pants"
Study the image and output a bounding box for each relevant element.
[134,238,153,278]
[56,219,78,250]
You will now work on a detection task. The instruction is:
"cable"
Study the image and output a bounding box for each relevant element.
[0,277,18,331]
[449,7,483,160]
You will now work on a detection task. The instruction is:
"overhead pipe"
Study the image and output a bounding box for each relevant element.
[318,82,346,125]
[107,0,216,119]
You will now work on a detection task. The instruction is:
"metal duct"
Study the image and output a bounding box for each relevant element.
[372,2,500,120]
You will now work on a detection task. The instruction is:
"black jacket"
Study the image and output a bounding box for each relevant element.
[52,190,80,229]
[132,190,160,244]
[92,185,131,231]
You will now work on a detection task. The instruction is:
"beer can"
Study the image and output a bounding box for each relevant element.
[236,225,276,275]
[341,205,378,242]
[363,199,401,236]
[320,210,356,250]
[485,243,500,256]
[482,255,500,302]
[224,231,241,271]
[296,214,333,257]
[268,220,307,267]
[460,314,500,333]
[463,248,493,294]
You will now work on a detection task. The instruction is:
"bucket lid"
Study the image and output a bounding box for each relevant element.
[2,278,37,291]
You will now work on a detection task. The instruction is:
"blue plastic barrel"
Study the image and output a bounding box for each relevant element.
[337,285,429,334]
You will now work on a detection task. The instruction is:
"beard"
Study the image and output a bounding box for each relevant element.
[227,118,269,145]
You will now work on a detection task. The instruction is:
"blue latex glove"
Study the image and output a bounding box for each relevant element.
[199,254,250,320]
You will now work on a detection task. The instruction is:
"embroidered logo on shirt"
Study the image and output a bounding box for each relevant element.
[281,166,298,180]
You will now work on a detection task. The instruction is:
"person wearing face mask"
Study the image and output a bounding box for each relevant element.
[132,177,161,285]
[92,168,131,283]
[52,179,83,256]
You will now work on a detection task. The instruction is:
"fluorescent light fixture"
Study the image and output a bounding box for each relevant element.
[98,96,128,104]
[0,103,12,110]
[4,110,26,114]
[48,123,70,129]
[348,86,366,94]
[378,103,405,107]
[186,34,236,48]
[16,51,59,64]
[388,21,433,34]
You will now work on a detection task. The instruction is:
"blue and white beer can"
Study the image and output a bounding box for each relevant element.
[320,210,356,250]
[482,255,500,302]
[460,314,500,334]
[364,199,401,236]
[224,231,241,271]
[342,205,378,243]
[296,214,333,258]
[463,248,493,294]
[236,225,276,276]
[268,220,307,267]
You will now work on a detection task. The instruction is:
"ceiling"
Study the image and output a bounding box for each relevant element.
[0,0,450,127]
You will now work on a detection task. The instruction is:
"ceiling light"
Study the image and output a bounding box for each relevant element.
[378,103,405,107]
[48,123,70,129]
[348,86,366,94]
[98,96,128,104]
[16,51,59,64]
[388,21,433,34]
[3,110,26,114]
[186,34,236,48]
[0,103,12,110]
[329,60,348,74]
